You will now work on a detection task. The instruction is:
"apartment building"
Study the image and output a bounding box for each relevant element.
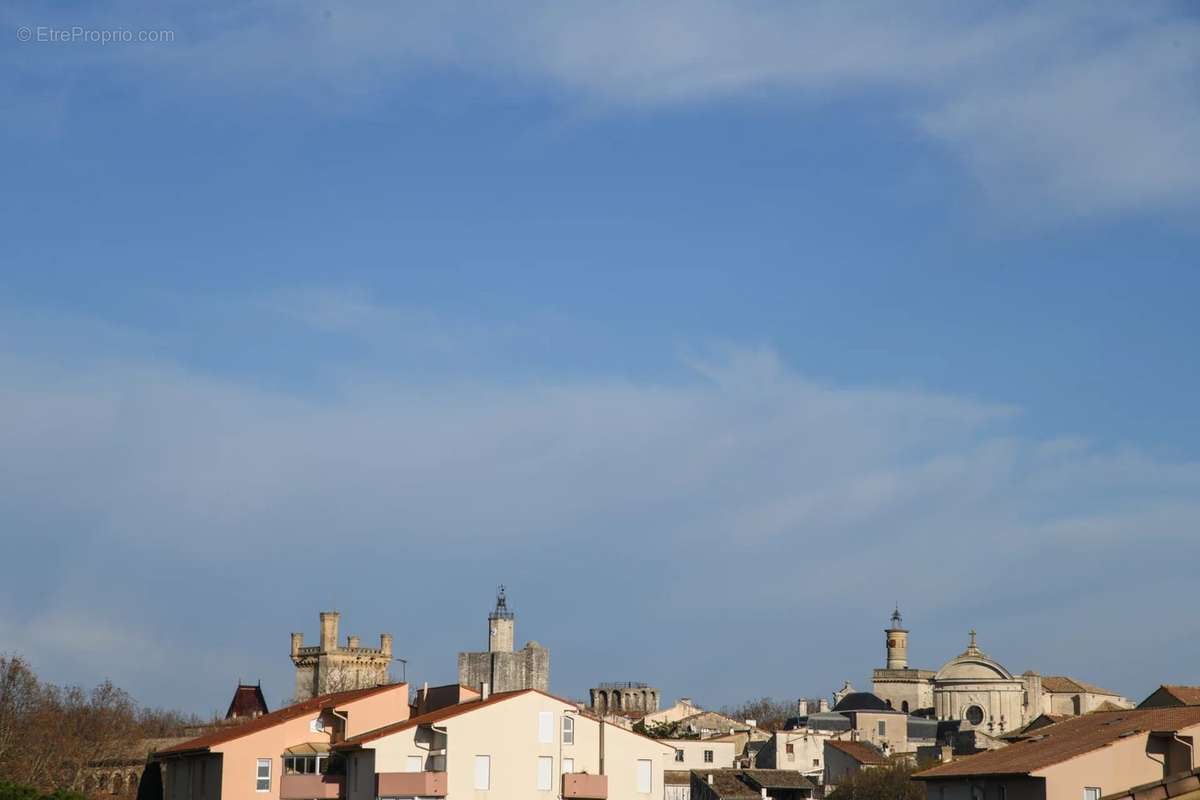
[659,739,736,771]
[337,688,675,799]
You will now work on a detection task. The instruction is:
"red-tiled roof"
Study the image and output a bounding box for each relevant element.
[915,705,1200,779]
[1040,676,1121,696]
[339,688,672,749]
[1140,686,1200,708]
[158,683,407,756]
[825,739,885,765]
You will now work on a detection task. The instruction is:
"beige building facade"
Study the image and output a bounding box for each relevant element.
[340,688,674,800]
[659,740,736,771]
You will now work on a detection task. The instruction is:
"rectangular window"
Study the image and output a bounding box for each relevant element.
[813,759,820,767]
[1084,789,1102,800]
[703,750,713,763]
[475,756,490,791]
[255,759,271,792]
[537,756,553,791]
[407,755,423,773]
[878,721,886,736]
[674,750,684,763]
[636,759,652,794]
[538,711,554,743]
[563,758,574,774]
[562,715,575,745]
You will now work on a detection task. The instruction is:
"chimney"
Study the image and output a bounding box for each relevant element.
[347,635,360,649]
[707,775,713,786]
[819,698,829,712]
[761,790,767,799]
[798,699,809,716]
[320,611,340,651]
[480,682,490,701]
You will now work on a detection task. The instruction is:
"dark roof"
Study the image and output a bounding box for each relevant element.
[741,770,816,790]
[908,717,939,739]
[915,705,1200,779]
[825,739,886,765]
[1139,685,1200,709]
[225,684,269,720]
[832,692,891,712]
[664,771,692,786]
[803,712,852,732]
[159,682,407,756]
[692,769,812,799]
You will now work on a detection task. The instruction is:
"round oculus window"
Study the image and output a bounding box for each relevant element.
[965,705,985,725]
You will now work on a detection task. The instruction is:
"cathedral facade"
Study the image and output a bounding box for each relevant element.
[871,608,1129,735]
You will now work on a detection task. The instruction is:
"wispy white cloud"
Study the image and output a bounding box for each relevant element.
[5,1,1197,221]
[0,297,1197,706]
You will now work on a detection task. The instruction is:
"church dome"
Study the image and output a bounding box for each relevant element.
[832,692,891,712]
[934,630,1014,682]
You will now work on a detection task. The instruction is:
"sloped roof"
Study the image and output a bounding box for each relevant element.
[339,688,671,750]
[825,739,886,765]
[690,770,764,799]
[225,684,269,719]
[1139,686,1200,709]
[741,770,816,790]
[1040,676,1121,696]
[158,682,407,756]
[915,705,1200,779]
[832,692,891,712]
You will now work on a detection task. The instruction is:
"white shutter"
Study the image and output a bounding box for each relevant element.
[637,759,652,794]
[475,756,490,790]
[563,758,574,774]
[537,757,553,791]
[538,711,553,743]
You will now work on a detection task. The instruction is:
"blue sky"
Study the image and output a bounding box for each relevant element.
[2,1,1199,715]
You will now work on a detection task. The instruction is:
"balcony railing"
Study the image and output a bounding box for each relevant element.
[563,773,608,799]
[279,773,344,800]
[375,772,448,797]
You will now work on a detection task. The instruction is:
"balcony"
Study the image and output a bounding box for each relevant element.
[279,774,344,800]
[375,772,448,797]
[563,773,608,799]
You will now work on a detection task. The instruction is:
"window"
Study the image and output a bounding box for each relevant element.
[674,750,684,763]
[563,716,575,745]
[255,759,271,792]
[786,742,795,761]
[406,756,423,773]
[538,711,554,743]
[966,706,985,726]
[474,756,491,790]
[878,721,886,736]
[901,701,909,713]
[1084,789,1102,800]
[284,756,326,775]
[636,760,652,794]
[563,758,574,774]
[813,759,820,767]
[703,750,714,763]
[537,757,553,791]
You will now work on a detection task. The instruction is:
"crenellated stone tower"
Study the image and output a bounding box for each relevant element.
[290,611,394,701]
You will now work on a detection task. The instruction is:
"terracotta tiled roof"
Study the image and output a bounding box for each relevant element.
[664,770,691,786]
[1100,767,1200,800]
[1140,686,1200,708]
[825,739,886,765]
[157,683,407,756]
[1040,676,1121,696]
[915,705,1200,779]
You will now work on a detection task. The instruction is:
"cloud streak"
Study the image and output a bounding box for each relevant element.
[1,298,1198,709]
[5,1,1198,221]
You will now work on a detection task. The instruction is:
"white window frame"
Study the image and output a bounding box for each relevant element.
[1084,789,1102,800]
[255,758,271,793]
[537,756,553,791]
[563,758,575,774]
[636,759,652,794]
[562,715,575,745]
[475,755,491,791]
[538,711,554,743]
[703,749,714,763]
[406,755,423,773]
